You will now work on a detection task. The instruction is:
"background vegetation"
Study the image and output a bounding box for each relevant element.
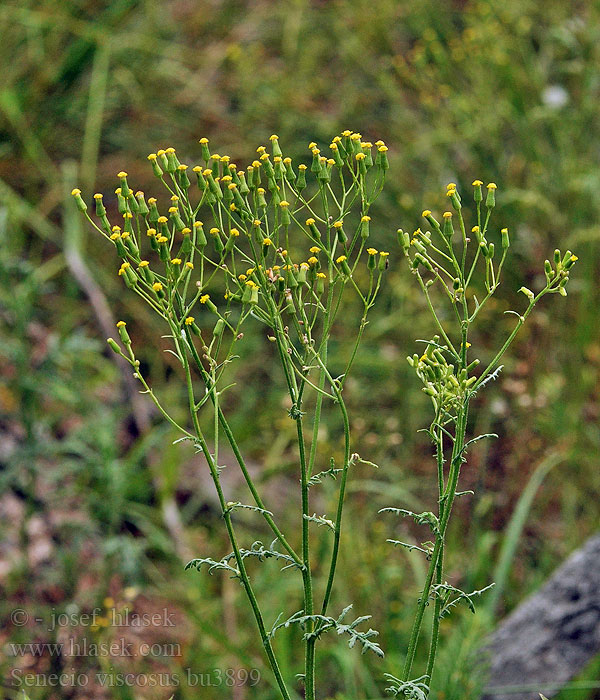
[1,1,598,698]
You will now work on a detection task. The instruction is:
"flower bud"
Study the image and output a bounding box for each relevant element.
[148,153,163,177]
[94,193,106,217]
[296,164,307,190]
[360,215,371,239]
[256,188,267,210]
[138,260,154,284]
[279,200,291,225]
[117,172,131,198]
[375,145,389,170]
[330,142,344,168]
[378,251,390,271]
[519,286,535,301]
[336,255,351,276]
[333,220,347,244]
[501,227,510,249]
[106,337,122,355]
[165,147,180,173]
[199,137,211,162]
[270,134,282,158]
[563,253,578,270]
[178,164,191,190]
[157,150,169,171]
[116,320,131,345]
[442,211,454,238]
[71,188,87,212]
[398,229,410,252]
[213,318,225,336]
[472,179,483,203]
[485,182,497,208]
[134,191,148,216]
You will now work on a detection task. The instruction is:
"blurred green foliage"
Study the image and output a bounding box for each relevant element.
[1,1,599,698]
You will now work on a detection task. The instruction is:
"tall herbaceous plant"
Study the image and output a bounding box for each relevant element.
[74,132,390,700]
[73,132,575,699]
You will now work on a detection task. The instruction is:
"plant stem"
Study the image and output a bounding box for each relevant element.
[298,412,316,700]
[401,399,469,682]
[179,336,290,700]
[185,328,302,566]
[318,367,351,618]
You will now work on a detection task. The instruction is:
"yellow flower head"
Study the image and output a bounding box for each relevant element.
[336,255,347,263]
[185,317,195,325]
[263,238,272,246]
[186,262,194,269]
[139,260,149,267]
[422,210,432,217]
[367,248,378,255]
[309,246,320,253]
[487,182,497,190]
[71,188,81,196]
[308,256,318,265]
[230,228,240,237]
[279,200,290,208]
[148,153,157,161]
[443,211,452,219]
[117,171,127,178]
[200,294,210,304]
[116,321,126,328]
[472,179,483,186]
[361,215,371,222]
[152,282,163,292]
[333,221,343,228]
[171,258,182,265]
[355,152,366,161]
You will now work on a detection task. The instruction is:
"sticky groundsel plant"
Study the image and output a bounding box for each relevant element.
[73,134,575,699]
[73,131,390,700]
[382,181,576,699]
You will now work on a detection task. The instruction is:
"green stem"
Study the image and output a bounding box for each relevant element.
[425,542,444,684]
[318,369,351,618]
[180,339,290,700]
[298,413,315,700]
[184,328,302,566]
[402,400,469,681]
